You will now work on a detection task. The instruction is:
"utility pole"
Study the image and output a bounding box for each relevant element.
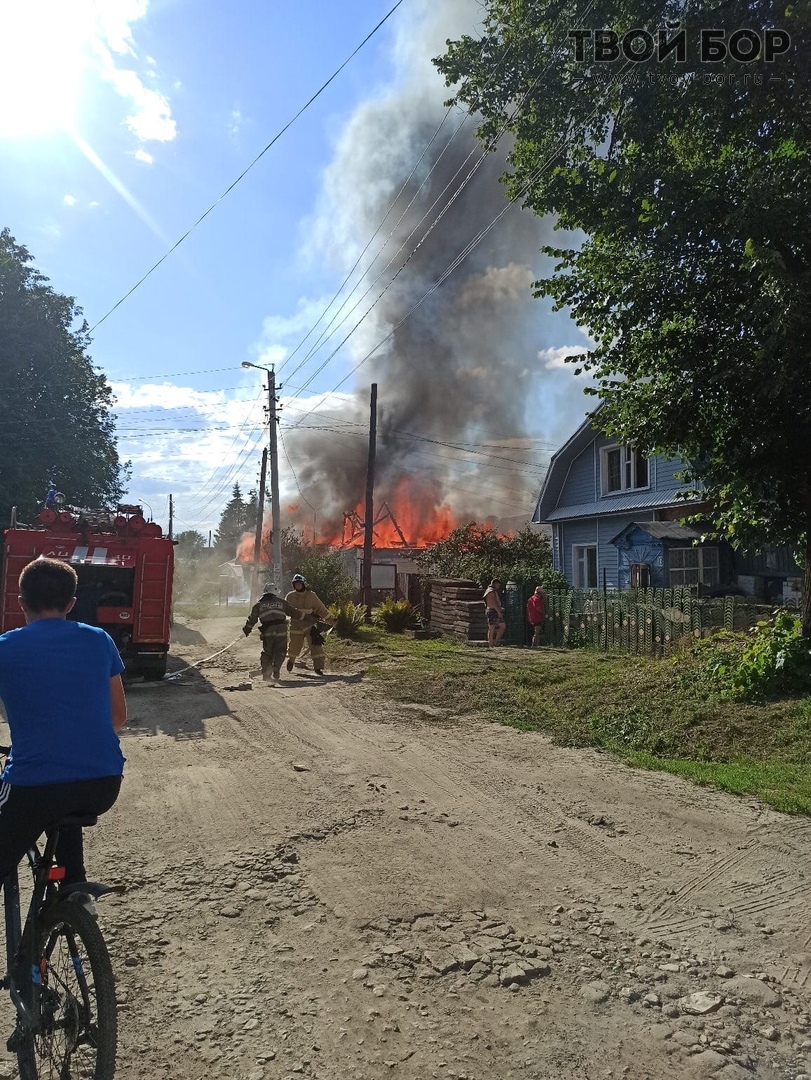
[267,369,283,596]
[251,448,268,604]
[242,359,284,595]
[168,494,173,540]
[362,383,378,621]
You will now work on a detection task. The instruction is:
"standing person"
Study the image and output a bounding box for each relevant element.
[483,578,506,648]
[285,574,333,676]
[527,585,546,647]
[243,584,305,685]
[0,558,126,899]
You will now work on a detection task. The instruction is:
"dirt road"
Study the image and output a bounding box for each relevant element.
[6,616,809,1080]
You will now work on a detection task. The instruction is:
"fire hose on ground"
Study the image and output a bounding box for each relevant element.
[162,618,333,681]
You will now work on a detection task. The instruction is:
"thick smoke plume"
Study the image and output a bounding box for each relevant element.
[282,0,558,543]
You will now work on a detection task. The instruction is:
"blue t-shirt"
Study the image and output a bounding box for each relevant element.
[0,619,126,785]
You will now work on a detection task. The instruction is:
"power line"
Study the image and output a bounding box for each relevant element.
[88,0,405,334]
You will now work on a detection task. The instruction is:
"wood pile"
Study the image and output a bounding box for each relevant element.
[428,579,487,640]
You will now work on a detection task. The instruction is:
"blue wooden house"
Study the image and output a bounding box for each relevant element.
[533,409,801,597]
[532,409,713,591]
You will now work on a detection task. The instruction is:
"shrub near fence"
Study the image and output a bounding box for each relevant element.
[539,589,770,657]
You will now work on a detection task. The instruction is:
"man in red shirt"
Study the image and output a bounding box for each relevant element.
[527,585,545,647]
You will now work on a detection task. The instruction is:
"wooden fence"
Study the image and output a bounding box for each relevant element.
[530,588,770,658]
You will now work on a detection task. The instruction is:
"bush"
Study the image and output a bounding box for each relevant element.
[682,612,811,701]
[294,552,356,607]
[329,602,367,639]
[375,598,417,633]
[416,523,555,589]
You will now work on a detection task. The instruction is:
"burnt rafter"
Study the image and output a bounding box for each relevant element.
[341,501,409,548]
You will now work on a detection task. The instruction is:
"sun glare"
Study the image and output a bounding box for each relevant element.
[0,1,91,138]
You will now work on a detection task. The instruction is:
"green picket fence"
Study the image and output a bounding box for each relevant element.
[513,588,768,658]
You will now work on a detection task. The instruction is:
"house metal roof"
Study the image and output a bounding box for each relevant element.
[608,520,704,545]
[532,406,604,523]
[544,489,698,522]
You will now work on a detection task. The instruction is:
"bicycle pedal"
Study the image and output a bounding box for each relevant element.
[7,1026,27,1052]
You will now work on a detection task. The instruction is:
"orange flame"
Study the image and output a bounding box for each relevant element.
[326,475,458,549]
[235,475,458,560]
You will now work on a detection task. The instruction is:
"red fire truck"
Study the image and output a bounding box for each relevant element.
[1,503,175,680]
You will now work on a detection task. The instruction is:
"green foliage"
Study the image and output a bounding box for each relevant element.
[436,2,811,629]
[295,552,356,607]
[679,613,811,701]
[375,598,417,633]
[214,484,252,558]
[588,707,684,756]
[416,522,553,588]
[175,530,207,559]
[0,228,126,523]
[329,601,367,639]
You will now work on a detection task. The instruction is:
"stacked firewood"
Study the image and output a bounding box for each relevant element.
[428,579,487,640]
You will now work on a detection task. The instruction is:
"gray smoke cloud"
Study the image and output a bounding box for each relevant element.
[282,0,561,542]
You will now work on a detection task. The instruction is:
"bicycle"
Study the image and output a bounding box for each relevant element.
[0,748,123,1080]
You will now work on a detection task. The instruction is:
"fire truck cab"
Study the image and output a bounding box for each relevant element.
[1,503,175,680]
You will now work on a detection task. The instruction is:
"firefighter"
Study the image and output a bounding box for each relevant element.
[243,583,307,685]
[285,574,333,676]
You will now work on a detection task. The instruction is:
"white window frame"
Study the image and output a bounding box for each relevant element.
[600,444,649,496]
[573,544,598,589]
[669,545,720,588]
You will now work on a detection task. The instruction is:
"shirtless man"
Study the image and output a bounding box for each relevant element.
[483,579,506,648]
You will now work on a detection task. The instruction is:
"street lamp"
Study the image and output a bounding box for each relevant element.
[241,361,283,595]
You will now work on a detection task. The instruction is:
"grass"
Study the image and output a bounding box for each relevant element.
[331,629,811,816]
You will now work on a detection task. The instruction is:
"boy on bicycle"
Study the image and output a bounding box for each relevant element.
[0,558,126,891]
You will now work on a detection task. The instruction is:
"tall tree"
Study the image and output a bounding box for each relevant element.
[437,1,811,630]
[214,483,249,557]
[0,229,126,524]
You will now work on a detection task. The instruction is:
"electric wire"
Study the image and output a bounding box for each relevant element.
[88,0,405,334]
[275,33,519,386]
[288,49,628,428]
[283,16,600,409]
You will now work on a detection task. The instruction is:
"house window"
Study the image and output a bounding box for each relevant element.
[669,546,719,588]
[573,545,598,589]
[601,445,649,495]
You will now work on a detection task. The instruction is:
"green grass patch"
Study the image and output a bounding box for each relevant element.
[333,631,811,816]
[620,754,811,815]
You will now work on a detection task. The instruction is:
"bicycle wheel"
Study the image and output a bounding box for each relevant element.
[16,900,117,1080]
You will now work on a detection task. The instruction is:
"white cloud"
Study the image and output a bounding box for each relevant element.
[0,1,176,144]
[538,345,590,371]
[112,380,358,532]
[88,200,101,209]
[63,194,77,206]
[254,344,287,368]
[96,48,177,142]
[228,108,242,137]
[134,148,153,164]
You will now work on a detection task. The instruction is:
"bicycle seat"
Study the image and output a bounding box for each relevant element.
[55,815,98,828]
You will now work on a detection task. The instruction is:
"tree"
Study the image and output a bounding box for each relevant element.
[415,522,562,588]
[294,552,357,607]
[437,2,811,632]
[214,483,249,557]
[0,228,126,524]
[175,530,207,560]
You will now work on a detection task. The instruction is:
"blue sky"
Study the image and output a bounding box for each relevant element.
[2,0,593,540]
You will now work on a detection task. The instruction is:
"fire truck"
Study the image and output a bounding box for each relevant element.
[1,502,175,680]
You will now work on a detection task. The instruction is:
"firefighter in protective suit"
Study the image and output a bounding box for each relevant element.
[243,586,308,684]
[285,574,333,675]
